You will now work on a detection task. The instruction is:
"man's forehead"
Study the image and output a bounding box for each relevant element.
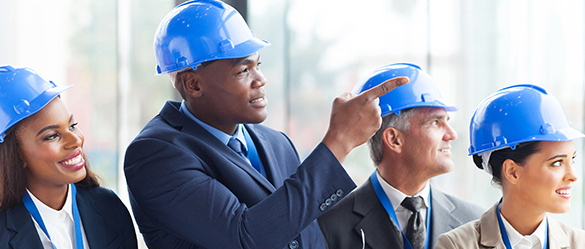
[413,107,449,120]
[229,53,260,67]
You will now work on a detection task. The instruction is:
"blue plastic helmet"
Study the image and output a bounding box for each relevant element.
[468,84,584,156]
[0,65,72,143]
[154,0,270,75]
[353,63,458,116]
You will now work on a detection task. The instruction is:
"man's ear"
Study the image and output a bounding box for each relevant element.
[181,71,203,97]
[502,159,523,185]
[383,127,403,153]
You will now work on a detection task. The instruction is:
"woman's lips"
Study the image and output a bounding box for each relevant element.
[58,150,85,170]
[555,186,572,199]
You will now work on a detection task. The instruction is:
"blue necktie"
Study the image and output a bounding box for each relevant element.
[228,137,255,170]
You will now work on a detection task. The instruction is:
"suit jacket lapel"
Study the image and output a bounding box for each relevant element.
[76,189,110,248]
[429,186,461,247]
[161,102,276,193]
[479,203,506,249]
[547,216,570,249]
[6,203,44,248]
[244,124,279,190]
[478,204,570,249]
[353,179,403,249]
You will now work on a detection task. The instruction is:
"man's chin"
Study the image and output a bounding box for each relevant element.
[246,113,268,124]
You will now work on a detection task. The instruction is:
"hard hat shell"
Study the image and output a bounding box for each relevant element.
[0,65,72,143]
[468,84,584,155]
[353,63,458,116]
[154,0,270,75]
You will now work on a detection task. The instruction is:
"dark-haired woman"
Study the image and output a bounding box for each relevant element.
[436,84,585,249]
[0,66,137,248]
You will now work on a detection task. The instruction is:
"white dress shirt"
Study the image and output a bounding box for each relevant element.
[27,187,90,249]
[376,170,430,235]
[500,210,547,249]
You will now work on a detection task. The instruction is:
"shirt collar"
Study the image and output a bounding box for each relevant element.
[499,210,547,248]
[180,100,248,149]
[375,170,430,211]
[26,185,74,221]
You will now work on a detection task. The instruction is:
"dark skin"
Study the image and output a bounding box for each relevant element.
[16,98,86,210]
[176,53,410,163]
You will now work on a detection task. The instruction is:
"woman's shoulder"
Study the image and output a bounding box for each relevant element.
[441,219,481,239]
[436,219,482,249]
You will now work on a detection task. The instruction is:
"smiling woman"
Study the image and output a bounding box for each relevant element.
[0,65,137,249]
[436,85,585,249]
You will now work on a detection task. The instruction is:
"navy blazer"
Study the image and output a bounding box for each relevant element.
[0,186,138,249]
[124,101,356,249]
[318,178,484,249]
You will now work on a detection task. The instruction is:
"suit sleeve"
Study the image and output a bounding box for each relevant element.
[108,189,139,248]
[124,137,356,249]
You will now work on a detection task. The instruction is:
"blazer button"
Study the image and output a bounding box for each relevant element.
[320,203,328,211]
[289,240,300,249]
[325,198,332,206]
[330,193,338,202]
[336,189,344,197]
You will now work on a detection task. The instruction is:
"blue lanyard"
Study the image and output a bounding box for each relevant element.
[22,184,85,249]
[242,127,266,177]
[370,171,431,249]
[496,199,548,249]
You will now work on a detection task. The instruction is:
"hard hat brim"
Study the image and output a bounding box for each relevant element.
[0,85,72,143]
[381,101,459,116]
[468,126,585,155]
[156,37,270,75]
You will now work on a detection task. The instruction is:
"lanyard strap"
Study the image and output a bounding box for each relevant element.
[242,127,266,177]
[496,199,548,249]
[370,171,431,249]
[23,184,85,249]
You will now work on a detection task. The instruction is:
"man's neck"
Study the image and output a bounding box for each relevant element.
[182,100,238,135]
[377,165,428,196]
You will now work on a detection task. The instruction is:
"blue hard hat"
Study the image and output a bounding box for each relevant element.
[0,65,72,143]
[353,63,458,116]
[154,0,270,75]
[468,84,584,155]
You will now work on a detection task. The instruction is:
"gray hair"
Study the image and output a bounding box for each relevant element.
[368,108,417,165]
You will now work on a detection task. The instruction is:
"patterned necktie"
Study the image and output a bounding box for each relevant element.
[228,137,248,158]
[401,196,426,249]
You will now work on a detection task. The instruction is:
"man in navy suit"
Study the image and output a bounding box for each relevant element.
[123,1,408,248]
[318,63,483,249]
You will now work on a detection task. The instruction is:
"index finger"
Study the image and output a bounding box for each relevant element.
[359,76,410,100]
